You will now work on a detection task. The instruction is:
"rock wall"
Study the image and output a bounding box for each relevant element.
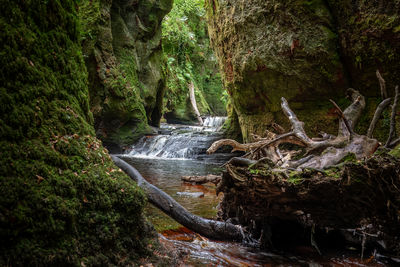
[80,0,172,149]
[206,0,400,142]
[0,1,155,265]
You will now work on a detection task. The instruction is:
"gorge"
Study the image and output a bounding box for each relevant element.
[1,0,400,266]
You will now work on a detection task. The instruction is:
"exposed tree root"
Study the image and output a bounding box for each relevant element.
[208,89,381,169]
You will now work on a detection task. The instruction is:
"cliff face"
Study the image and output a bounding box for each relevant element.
[206,0,400,141]
[0,1,154,265]
[80,0,172,149]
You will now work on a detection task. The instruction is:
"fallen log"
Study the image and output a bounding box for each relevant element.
[111,155,250,242]
[181,174,221,185]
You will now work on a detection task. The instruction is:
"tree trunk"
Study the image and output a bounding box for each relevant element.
[189,82,204,125]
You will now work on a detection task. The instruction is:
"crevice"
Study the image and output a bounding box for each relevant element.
[323,0,353,89]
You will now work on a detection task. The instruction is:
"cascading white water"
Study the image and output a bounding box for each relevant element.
[126,117,227,160]
[202,116,226,130]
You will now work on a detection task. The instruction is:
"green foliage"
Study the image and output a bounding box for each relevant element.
[389,144,400,158]
[0,1,153,265]
[162,0,226,121]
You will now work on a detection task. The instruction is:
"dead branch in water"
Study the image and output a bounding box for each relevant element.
[181,174,221,185]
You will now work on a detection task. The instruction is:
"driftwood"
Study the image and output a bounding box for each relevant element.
[181,174,221,185]
[111,155,249,242]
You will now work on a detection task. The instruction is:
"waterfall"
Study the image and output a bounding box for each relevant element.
[125,117,227,160]
[202,116,226,130]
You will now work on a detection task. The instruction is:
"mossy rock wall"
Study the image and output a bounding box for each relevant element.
[327,0,400,92]
[206,0,400,142]
[80,0,172,148]
[0,1,154,265]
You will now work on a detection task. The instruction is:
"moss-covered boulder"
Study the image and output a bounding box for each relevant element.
[0,1,155,265]
[80,0,172,149]
[206,0,400,142]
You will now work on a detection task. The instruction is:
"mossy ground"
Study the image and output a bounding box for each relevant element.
[0,1,156,265]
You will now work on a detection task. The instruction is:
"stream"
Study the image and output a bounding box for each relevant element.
[117,117,389,266]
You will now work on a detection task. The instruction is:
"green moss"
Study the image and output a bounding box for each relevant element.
[326,0,400,94]
[287,171,305,184]
[389,144,400,158]
[222,101,243,141]
[79,0,172,147]
[0,1,154,265]
[109,120,153,148]
[324,168,342,179]
[338,152,357,163]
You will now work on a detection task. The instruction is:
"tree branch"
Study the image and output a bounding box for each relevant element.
[367,98,391,138]
[376,70,388,99]
[385,86,399,148]
[329,99,354,138]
